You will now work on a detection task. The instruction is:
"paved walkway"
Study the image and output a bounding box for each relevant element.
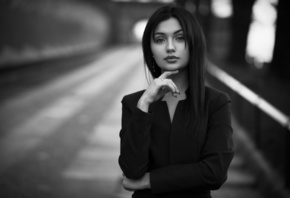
[0,45,263,198]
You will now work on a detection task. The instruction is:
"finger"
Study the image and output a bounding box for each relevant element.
[160,79,179,94]
[166,79,180,94]
[160,79,176,94]
[159,70,179,79]
[124,187,134,192]
[160,86,173,97]
[167,81,178,98]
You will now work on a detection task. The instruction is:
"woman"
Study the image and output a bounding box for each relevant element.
[119,4,234,198]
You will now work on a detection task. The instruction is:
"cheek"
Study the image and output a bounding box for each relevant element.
[151,44,159,55]
[151,46,164,61]
[182,48,190,63]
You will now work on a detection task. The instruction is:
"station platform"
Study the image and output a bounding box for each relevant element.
[0,45,285,198]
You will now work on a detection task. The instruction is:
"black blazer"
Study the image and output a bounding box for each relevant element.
[119,86,234,198]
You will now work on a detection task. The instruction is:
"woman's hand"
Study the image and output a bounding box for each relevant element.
[137,70,180,112]
[122,172,151,191]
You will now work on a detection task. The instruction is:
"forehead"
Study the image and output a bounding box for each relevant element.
[154,17,182,34]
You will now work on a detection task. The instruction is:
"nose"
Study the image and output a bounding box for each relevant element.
[166,39,176,54]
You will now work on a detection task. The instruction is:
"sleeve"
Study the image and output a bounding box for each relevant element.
[150,93,234,194]
[118,96,154,179]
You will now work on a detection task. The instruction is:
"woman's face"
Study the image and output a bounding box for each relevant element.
[151,17,189,73]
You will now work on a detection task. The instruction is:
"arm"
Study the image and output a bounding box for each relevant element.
[118,96,153,179]
[150,94,234,194]
[122,172,151,191]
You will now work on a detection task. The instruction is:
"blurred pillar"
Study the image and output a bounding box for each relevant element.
[177,0,212,42]
[228,0,255,66]
[271,0,290,79]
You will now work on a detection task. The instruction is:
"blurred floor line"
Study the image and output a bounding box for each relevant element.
[0,45,142,173]
[0,46,139,132]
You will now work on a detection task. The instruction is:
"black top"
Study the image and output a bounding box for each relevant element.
[119,86,234,198]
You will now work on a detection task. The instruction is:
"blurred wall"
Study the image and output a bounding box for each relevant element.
[0,0,110,68]
[112,2,164,44]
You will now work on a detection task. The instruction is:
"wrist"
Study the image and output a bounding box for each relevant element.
[137,96,151,112]
[144,172,151,189]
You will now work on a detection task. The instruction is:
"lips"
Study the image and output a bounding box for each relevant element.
[164,55,179,62]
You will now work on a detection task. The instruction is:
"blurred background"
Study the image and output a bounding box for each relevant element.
[0,0,289,197]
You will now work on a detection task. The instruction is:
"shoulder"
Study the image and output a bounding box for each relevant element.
[121,90,145,107]
[205,86,230,102]
[204,86,231,111]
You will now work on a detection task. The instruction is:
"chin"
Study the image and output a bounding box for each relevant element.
[161,65,186,72]
[160,65,178,70]
[163,68,179,71]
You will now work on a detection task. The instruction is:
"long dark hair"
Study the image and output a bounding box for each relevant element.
[142,4,207,133]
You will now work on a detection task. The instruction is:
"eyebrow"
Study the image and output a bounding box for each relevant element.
[154,29,183,36]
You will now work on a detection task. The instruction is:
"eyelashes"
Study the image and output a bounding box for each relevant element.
[153,35,185,43]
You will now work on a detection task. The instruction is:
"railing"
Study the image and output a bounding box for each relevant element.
[207,62,290,189]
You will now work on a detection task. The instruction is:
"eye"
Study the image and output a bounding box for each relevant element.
[175,35,185,41]
[154,37,166,43]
